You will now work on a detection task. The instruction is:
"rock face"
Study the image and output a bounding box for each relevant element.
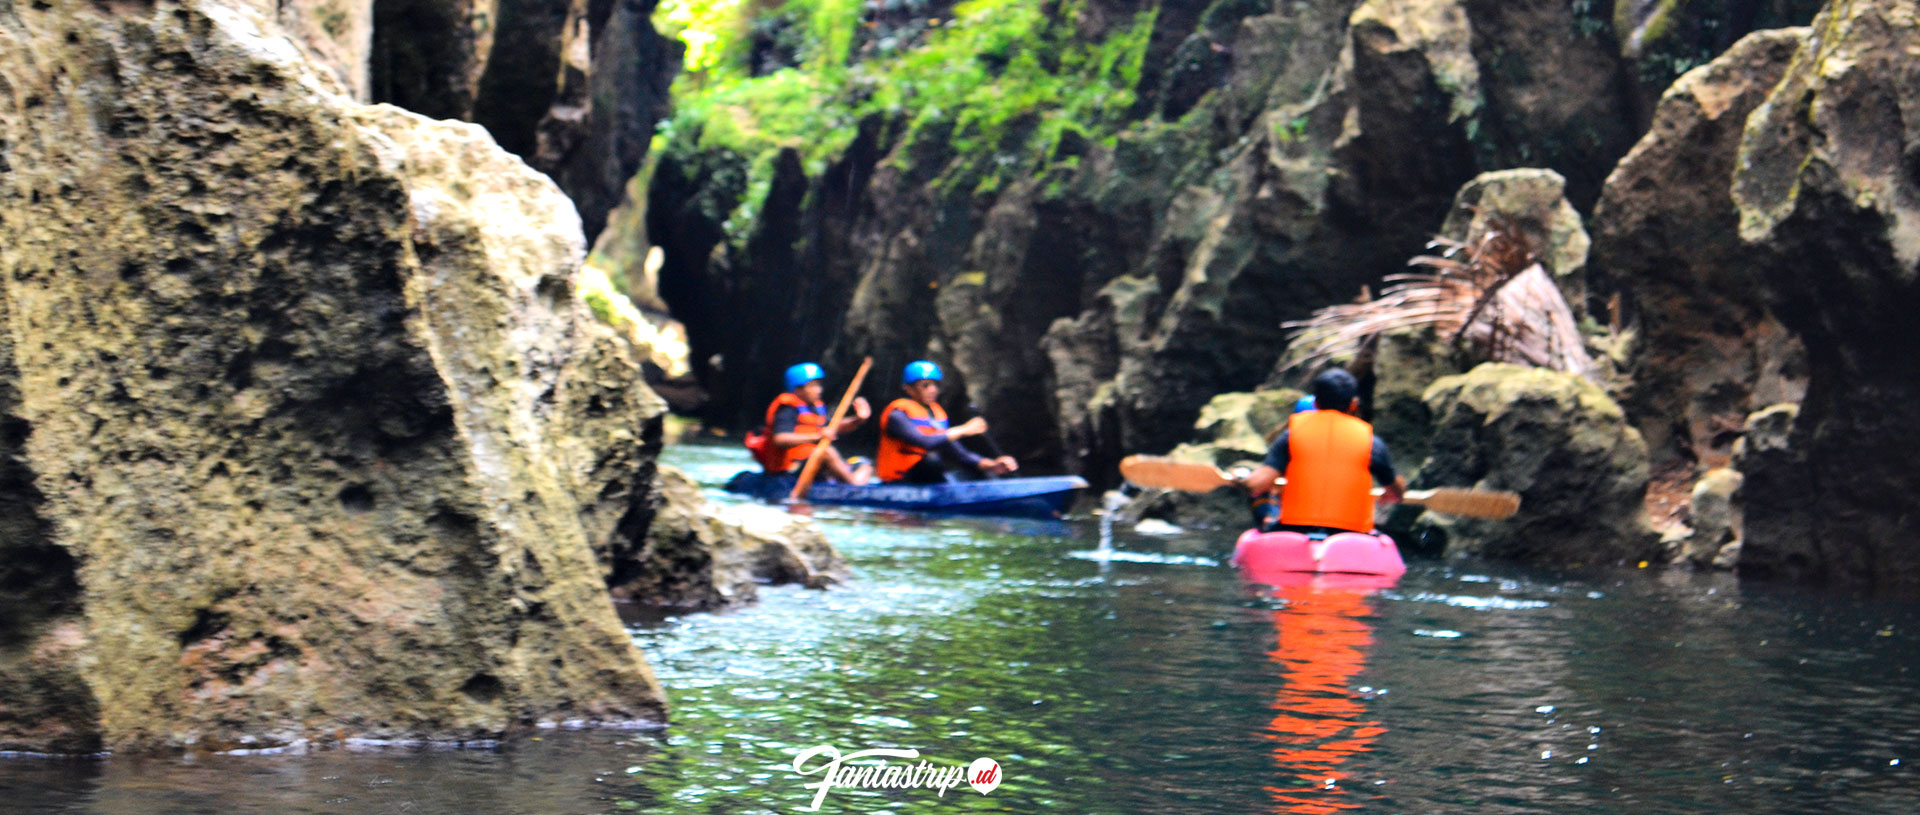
[280,0,379,98]
[528,0,682,242]
[1730,1,1920,592]
[610,467,847,609]
[1591,28,1809,477]
[1415,364,1656,566]
[1610,0,1824,120]
[1667,466,1743,568]
[0,0,669,751]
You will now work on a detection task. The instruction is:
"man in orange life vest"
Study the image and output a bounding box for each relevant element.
[1241,368,1406,533]
[763,362,873,485]
[876,361,1018,483]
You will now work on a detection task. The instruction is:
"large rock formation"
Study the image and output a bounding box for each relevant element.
[0,0,667,751]
[1730,0,1920,591]
[1414,364,1657,566]
[1591,28,1809,477]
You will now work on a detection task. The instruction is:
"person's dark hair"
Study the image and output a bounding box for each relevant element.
[1311,368,1359,412]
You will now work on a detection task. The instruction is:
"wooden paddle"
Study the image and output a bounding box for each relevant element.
[1118,455,1522,520]
[789,357,874,502]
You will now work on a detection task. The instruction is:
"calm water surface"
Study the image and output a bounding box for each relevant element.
[6,443,1919,814]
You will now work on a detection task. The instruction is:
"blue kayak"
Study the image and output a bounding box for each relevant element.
[723,471,1088,518]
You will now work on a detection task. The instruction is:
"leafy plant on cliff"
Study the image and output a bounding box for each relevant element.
[653,0,1156,232]
[1280,215,1595,379]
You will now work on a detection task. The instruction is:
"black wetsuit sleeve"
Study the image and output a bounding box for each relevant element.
[1370,438,1397,485]
[886,410,983,467]
[772,405,800,435]
[1262,429,1396,484]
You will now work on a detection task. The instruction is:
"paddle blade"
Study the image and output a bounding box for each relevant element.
[1118,456,1236,492]
[1404,488,1521,519]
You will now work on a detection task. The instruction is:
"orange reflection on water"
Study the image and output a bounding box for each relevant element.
[1255,574,1389,814]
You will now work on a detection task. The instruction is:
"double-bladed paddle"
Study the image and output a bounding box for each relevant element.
[1117,455,1521,520]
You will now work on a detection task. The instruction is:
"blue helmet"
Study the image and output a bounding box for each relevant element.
[785,362,826,391]
[903,360,943,384]
[1293,395,1317,413]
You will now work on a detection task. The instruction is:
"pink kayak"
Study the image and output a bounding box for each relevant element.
[1231,529,1407,577]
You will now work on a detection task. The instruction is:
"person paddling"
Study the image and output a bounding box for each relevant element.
[756,362,873,485]
[1240,368,1405,533]
[876,361,1018,483]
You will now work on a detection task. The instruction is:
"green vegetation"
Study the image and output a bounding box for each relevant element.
[653,0,1157,229]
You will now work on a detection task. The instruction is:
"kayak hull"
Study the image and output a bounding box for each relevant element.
[723,471,1087,518]
[1231,529,1406,577]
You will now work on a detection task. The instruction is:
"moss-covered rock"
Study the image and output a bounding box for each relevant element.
[0,0,667,751]
[1414,364,1657,566]
[1185,389,1305,461]
[1591,28,1808,477]
[1729,1,1920,593]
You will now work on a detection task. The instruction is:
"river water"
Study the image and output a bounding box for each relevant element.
[6,443,1920,814]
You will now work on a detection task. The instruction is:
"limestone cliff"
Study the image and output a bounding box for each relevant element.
[1730,0,1920,592]
[1591,28,1809,478]
[0,0,668,751]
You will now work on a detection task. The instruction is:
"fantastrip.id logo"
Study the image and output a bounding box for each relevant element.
[791,744,1002,810]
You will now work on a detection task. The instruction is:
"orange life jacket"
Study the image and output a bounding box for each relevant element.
[1278,409,1377,533]
[877,398,948,481]
[751,391,829,472]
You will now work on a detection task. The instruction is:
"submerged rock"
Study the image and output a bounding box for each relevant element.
[1414,364,1657,566]
[1731,1,1920,592]
[0,0,666,751]
[610,467,847,609]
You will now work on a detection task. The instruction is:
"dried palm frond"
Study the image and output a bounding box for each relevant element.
[1279,215,1594,379]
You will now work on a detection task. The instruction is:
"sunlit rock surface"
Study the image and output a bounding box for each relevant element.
[0,0,668,751]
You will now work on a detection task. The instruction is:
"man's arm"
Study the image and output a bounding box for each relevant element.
[1241,430,1290,495]
[886,411,984,467]
[1371,438,1406,502]
[835,397,871,435]
[772,406,825,447]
